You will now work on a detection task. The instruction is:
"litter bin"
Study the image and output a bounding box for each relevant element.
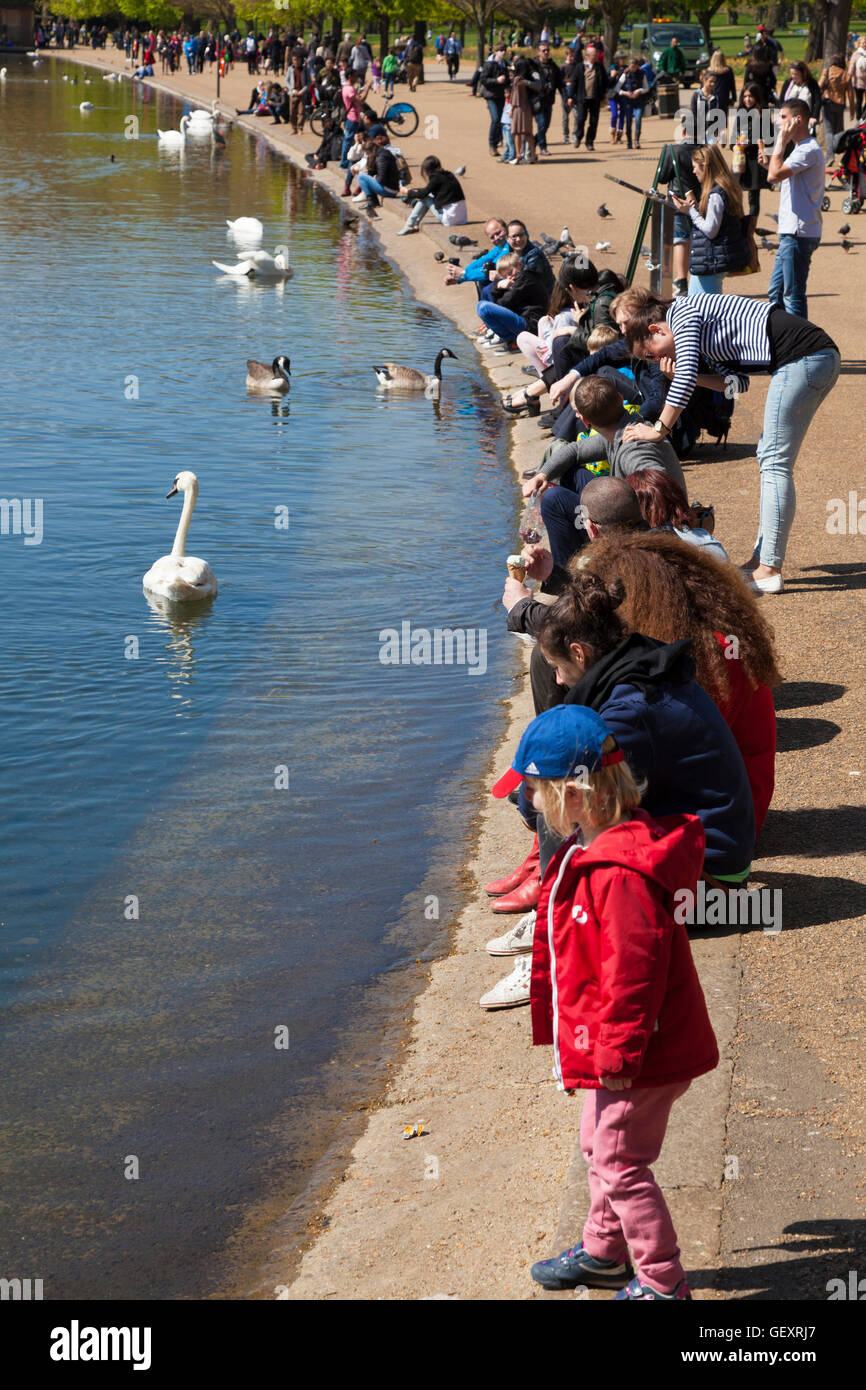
[657,81,680,118]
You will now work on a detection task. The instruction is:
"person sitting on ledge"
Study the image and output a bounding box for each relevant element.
[397,156,467,233]
[522,376,687,572]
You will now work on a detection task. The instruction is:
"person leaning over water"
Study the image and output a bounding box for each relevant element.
[623,293,840,593]
[579,529,781,834]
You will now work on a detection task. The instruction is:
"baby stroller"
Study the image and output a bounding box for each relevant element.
[824,122,866,214]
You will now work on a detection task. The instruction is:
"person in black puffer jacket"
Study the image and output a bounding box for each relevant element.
[478,43,509,154]
[476,252,550,345]
[671,143,749,295]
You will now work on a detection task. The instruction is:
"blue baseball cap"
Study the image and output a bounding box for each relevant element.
[368,123,387,138]
[492,705,623,798]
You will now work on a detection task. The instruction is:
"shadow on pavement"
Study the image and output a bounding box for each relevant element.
[792,562,866,590]
[775,715,841,751]
[757,806,866,859]
[773,681,846,710]
[693,1219,866,1299]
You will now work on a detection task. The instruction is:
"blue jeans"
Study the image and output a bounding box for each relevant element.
[339,119,361,169]
[486,97,503,149]
[501,124,516,160]
[688,272,725,295]
[357,173,399,201]
[754,348,840,568]
[535,103,552,149]
[383,74,395,97]
[476,301,526,342]
[539,471,598,568]
[768,234,820,320]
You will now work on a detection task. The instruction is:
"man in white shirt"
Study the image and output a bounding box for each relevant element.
[763,98,825,319]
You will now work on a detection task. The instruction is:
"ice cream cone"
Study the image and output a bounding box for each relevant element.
[507,554,527,581]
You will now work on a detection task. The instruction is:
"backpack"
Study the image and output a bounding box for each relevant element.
[396,153,411,186]
[689,386,734,440]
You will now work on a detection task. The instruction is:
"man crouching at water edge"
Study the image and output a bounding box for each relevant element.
[496,704,719,1300]
[522,376,688,572]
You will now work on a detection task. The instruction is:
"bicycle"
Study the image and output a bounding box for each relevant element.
[380,96,418,137]
[309,93,419,140]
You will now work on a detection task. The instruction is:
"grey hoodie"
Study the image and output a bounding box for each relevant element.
[540,410,687,495]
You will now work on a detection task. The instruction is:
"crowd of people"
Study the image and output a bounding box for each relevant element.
[49,8,851,1304]
[429,34,845,1301]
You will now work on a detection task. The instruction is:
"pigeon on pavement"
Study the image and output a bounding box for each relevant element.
[597,203,612,218]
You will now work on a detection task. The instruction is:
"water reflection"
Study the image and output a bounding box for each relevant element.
[144,592,216,712]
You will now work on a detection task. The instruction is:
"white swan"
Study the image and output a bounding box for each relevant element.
[226,216,263,244]
[0,68,7,79]
[79,101,94,111]
[143,472,217,603]
[157,114,191,148]
[187,107,214,126]
[212,249,293,281]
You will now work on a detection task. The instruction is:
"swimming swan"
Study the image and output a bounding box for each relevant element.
[226,216,264,243]
[79,101,94,111]
[157,114,191,147]
[373,348,457,396]
[246,356,291,393]
[142,471,218,603]
[212,250,293,281]
[0,68,7,78]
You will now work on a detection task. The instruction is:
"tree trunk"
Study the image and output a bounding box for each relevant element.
[824,0,853,62]
[378,15,389,61]
[765,0,787,29]
[603,1,627,64]
[805,0,828,62]
[459,20,466,47]
[332,16,343,45]
[727,9,739,22]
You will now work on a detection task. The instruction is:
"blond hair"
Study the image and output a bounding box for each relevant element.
[587,324,621,352]
[496,251,522,274]
[528,735,644,837]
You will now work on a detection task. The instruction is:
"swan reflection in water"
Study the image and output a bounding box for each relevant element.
[143,591,216,712]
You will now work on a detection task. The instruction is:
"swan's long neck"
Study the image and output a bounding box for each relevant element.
[171,483,197,558]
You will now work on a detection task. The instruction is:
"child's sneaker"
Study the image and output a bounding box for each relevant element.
[614,1275,691,1300]
[531,1241,633,1291]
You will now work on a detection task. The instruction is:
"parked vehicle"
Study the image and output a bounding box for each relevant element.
[631,23,710,88]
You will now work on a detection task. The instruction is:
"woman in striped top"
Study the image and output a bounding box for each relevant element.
[623,293,840,593]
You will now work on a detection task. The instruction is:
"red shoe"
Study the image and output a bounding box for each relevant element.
[491,873,541,914]
[485,837,540,896]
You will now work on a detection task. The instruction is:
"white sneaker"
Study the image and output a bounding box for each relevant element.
[352,191,367,203]
[486,910,536,957]
[479,955,532,1009]
[396,224,419,235]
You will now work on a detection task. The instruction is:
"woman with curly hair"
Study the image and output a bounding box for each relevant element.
[534,570,755,883]
[577,529,780,831]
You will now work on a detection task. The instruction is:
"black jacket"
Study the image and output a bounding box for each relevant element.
[373,146,400,192]
[532,57,562,107]
[406,168,464,209]
[479,55,508,103]
[493,265,549,334]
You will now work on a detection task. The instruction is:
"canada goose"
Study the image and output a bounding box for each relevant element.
[142,472,217,603]
[373,348,457,395]
[246,356,291,393]
[212,250,293,281]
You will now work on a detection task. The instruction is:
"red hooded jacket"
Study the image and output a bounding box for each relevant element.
[530,808,719,1090]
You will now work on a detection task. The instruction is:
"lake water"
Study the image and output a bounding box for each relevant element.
[0,57,515,1299]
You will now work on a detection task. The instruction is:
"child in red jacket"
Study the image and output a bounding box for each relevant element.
[492,703,719,1300]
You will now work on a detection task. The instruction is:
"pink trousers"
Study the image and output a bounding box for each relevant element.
[580,1079,691,1292]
